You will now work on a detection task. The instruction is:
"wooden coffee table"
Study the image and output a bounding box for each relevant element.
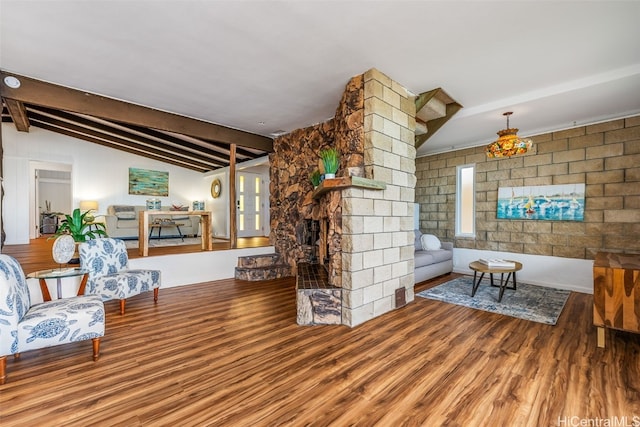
[468,260,523,302]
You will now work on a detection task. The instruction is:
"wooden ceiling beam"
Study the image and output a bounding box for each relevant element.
[29,116,220,172]
[0,70,274,152]
[2,98,30,132]
[29,106,231,166]
[33,121,211,172]
[123,123,257,161]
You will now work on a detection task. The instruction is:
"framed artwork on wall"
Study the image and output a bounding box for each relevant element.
[128,167,169,196]
[497,183,585,221]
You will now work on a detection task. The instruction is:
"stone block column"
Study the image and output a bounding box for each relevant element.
[341,69,417,327]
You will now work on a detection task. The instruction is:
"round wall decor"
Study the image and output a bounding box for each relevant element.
[211,178,222,198]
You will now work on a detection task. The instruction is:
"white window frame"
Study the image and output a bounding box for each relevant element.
[456,164,476,238]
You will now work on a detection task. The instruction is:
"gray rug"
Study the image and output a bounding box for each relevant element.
[416,276,570,325]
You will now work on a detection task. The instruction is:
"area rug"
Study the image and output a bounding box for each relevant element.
[416,276,570,325]
[124,237,203,249]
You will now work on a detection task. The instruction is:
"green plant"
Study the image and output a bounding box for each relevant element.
[319,148,339,175]
[51,208,108,242]
[309,169,322,187]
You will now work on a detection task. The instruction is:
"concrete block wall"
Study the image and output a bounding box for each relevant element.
[341,69,416,327]
[415,114,640,259]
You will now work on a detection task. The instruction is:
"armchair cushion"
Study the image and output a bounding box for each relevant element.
[89,270,161,300]
[17,295,104,353]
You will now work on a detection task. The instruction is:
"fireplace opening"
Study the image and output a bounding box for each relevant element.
[297,219,320,263]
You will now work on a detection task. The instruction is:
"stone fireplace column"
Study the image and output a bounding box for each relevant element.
[341,69,416,327]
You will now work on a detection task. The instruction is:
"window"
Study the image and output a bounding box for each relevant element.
[456,164,475,237]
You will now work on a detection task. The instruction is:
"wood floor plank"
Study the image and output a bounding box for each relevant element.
[1,239,640,425]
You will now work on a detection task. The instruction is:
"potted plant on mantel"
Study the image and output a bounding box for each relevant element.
[319,148,339,179]
[50,208,108,263]
[309,169,322,188]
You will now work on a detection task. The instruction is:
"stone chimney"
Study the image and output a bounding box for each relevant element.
[270,68,416,327]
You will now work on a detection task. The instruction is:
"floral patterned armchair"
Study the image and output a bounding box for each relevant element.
[0,254,104,384]
[79,238,161,315]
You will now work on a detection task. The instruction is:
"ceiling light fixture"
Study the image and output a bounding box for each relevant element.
[3,75,21,89]
[485,112,532,158]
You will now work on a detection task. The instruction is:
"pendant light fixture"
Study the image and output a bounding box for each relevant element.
[485,112,533,158]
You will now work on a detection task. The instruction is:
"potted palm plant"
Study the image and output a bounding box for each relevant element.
[319,148,339,179]
[51,208,108,263]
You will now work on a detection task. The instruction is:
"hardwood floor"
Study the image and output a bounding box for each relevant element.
[1,242,639,425]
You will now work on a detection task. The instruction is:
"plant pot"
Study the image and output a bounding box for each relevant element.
[324,173,336,179]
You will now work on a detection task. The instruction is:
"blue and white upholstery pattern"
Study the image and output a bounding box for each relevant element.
[79,238,161,302]
[0,254,105,375]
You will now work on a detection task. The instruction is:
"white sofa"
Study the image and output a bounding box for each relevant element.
[414,230,453,283]
[104,205,201,239]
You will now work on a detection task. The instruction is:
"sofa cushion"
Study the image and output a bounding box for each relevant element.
[116,220,138,229]
[428,249,453,263]
[421,234,441,250]
[414,251,435,268]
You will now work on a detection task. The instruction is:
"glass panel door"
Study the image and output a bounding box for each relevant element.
[237,172,263,237]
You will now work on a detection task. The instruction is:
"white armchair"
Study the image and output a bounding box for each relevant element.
[0,255,105,384]
[79,238,161,315]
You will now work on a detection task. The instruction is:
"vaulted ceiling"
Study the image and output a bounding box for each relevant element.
[1,1,640,167]
[0,72,272,172]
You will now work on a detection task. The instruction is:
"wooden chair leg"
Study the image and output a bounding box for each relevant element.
[154,288,159,303]
[92,338,101,361]
[0,355,6,385]
[119,299,126,315]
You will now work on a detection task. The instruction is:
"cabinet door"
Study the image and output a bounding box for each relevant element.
[593,266,640,333]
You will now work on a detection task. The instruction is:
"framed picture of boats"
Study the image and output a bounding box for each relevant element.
[497,184,585,221]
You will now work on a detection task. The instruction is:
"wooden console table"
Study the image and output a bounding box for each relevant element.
[138,210,212,256]
[593,251,640,348]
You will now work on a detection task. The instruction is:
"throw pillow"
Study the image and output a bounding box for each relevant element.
[421,234,441,251]
[112,205,135,213]
[414,230,423,251]
[115,212,136,220]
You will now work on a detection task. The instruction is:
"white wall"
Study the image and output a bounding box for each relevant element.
[453,248,593,294]
[2,124,212,244]
[206,170,230,238]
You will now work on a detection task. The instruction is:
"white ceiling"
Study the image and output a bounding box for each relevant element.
[2,1,640,157]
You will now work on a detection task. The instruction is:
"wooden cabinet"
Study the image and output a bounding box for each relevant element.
[593,252,640,347]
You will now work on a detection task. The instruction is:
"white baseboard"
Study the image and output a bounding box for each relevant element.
[453,248,593,294]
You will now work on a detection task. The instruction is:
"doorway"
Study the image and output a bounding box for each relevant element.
[237,172,265,238]
[29,161,72,239]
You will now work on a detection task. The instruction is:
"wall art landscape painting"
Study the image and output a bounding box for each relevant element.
[128,167,169,196]
[497,184,585,221]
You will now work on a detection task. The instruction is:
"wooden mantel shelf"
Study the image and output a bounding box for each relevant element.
[312,176,386,199]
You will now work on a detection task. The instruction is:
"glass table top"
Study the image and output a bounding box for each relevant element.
[27,267,89,279]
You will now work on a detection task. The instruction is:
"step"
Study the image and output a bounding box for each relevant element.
[237,253,282,268]
[234,264,292,281]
